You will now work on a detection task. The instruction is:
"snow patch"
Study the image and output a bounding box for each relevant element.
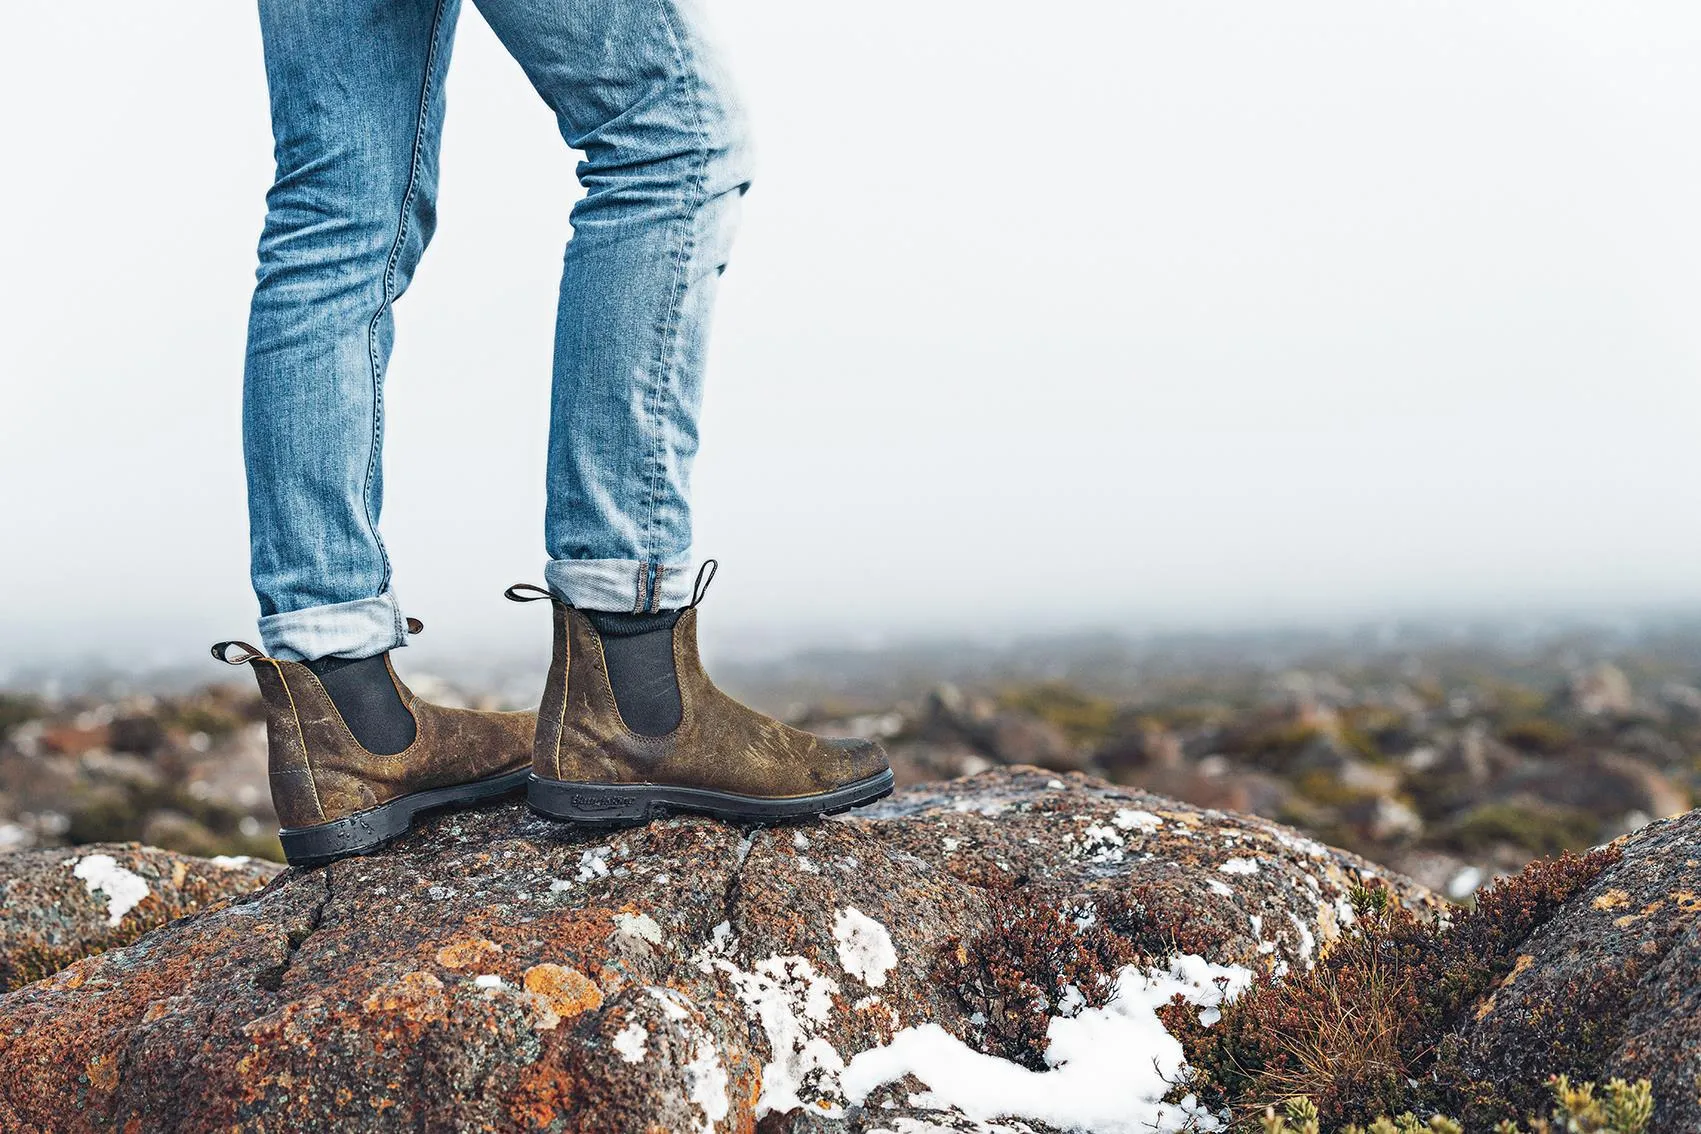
[1112,809,1162,832]
[1072,823,1126,864]
[1287,912,1317,965]
[685,1038,730,1133]
[1208,880,1234,898]
[613,1022,648,1063]
[649,986,693,1021]
[209,855,251,869]
[473,974,505,989]
[842,955,1252,1133]
[576,848,612,882]
[614,911,664,945]
[1448,866,1484,900]
[702,953,845,1116]
[834,907,898,988]
[72,854,150,927]
[1219,857,1259,875]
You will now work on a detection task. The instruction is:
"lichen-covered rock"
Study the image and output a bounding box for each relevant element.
[1450,807,1701,1131]
[0,768,1423,1133]
[0,843,280,991]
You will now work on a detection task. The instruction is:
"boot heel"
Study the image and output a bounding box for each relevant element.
[527,776,653,824]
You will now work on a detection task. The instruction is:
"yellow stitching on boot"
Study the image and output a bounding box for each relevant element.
[552,607,572,780]
[270,659,327,824]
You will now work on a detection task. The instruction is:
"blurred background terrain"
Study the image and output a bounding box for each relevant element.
[6,612,1698,901]
[6,2,1701,901]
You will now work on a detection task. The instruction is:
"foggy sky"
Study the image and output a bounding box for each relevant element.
[4,0,1701,674]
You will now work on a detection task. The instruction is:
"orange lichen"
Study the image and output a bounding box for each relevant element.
[1592,889,1631,911]
[86,1053,119,1093]
[435,938,503,970]
[508,1059,577,1128]
[523,964,603,1029]
[361,971,447,1024]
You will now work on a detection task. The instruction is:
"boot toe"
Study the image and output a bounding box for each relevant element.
[823,736,891,786]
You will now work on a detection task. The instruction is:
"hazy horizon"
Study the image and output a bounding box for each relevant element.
[6,0,1701,671]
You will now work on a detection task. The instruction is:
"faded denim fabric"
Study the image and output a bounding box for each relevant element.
[244,0,752,660]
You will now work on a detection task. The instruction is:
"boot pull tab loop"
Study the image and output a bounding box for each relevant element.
[211,640,265,666]
[406,617,425,635]
[689,559,719,608]
[505,583,555,603]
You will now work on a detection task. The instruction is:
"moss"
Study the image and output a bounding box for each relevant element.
[1292,769,1380,808]
[934,893,1133,1068]
[1219,720,1330,771]
[1174,848,1624,1128]
[1259,1075,1655,1134]
[3,943,101,992]
[994,683,1120,746]
[0,691,43,742]
[1443,803,1599,857]
[935,880,1231,1071]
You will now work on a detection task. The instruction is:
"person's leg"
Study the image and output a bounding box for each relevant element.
[480,0,890,821]
[231,0,534,868]
[245,0,463,661]
[471,0,754,613]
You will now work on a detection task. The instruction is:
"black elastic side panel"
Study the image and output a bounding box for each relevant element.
[584,609,684,736]
[304,653,418,755]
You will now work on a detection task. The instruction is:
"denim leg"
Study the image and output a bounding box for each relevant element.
[245,0,463,659]
[473,0,754,613]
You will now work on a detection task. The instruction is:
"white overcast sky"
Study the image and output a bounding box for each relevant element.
[4,1,1701,672]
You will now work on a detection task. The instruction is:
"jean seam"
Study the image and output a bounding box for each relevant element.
[639,0,711,584]
[363,0,449,643]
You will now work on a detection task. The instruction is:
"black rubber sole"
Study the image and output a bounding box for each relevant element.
[526,768,896,827]
[279,767,531,867]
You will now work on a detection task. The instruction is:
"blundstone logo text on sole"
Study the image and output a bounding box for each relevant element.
[572,794,637,811]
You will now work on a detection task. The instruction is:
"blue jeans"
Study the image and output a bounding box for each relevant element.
[244,0,752,661]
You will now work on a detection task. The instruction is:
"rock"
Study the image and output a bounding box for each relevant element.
[1095,721,1185,773]
[977,712,1086,771]
[912,687,1087,771]
[1568,662,1634,716]
[880,739,993,786]
[0,843,281,992]
[1450,807,1701,1132]
[0,768,1425,1134]
[1494,752,1689,824]
[1340,795,1424,843]
[1111,763,1296,822]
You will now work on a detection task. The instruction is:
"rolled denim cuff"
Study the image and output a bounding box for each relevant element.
[257,592,409,661]
[545,558,695,613]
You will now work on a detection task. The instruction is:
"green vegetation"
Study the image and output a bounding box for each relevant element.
[1258,1076,1654,1134]
[994,682,1120,746]
[0,691,42,741]
[1444,803,1600,857]
[1169,849,1625,1129]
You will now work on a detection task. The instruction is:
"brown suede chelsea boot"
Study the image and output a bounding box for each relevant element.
[508,562,894,825]
[212,627,533,866]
